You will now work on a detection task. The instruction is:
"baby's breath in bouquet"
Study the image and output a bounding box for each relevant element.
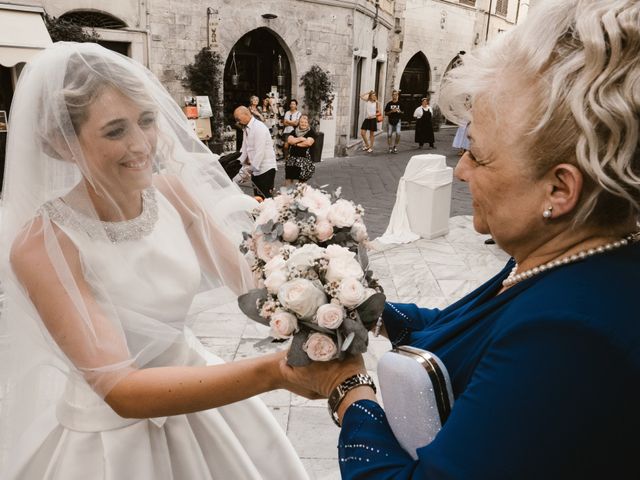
[238,184,385,366]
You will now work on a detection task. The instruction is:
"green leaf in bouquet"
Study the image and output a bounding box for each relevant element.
[287,330,312,366]
[331,230,352,245]
[341,332,355,352]
[340,315,369,354]
[298,319,335,335]
[357,243,369,271]
[237,288,270,327]
[259,219,275,234]
[356,292,386,330]
[295,209,315,222]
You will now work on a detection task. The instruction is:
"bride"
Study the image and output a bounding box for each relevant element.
[0,42,309,479]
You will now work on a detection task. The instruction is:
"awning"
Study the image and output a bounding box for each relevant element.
[0,7,52,67]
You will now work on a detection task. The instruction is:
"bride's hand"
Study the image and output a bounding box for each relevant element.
[278,352,366,399]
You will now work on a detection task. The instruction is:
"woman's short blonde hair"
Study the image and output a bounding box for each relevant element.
[441,0,640,226]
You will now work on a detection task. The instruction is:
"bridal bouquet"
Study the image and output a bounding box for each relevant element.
[238,184,385,366]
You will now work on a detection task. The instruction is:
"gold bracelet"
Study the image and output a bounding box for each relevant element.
[327,373,376,427]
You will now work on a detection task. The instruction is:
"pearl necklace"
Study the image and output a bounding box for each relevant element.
[502,232,640,288]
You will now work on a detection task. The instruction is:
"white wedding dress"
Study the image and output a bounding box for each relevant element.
[4,191,309,480]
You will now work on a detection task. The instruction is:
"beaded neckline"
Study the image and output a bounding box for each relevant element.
[40,187,159,244]
[502,231,640,288]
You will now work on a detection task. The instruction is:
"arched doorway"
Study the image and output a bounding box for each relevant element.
[399,52,430,128]
[223,28,292,149]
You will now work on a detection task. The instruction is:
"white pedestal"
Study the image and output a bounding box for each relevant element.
[404,154,453,239]
[406,180,452,239]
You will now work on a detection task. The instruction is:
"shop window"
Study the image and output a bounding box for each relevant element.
[496,0,508,16]
[459,0,476,6]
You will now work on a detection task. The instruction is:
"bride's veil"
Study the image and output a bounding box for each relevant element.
[0,42,257,468]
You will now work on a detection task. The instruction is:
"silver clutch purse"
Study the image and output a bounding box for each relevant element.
[377,345,454,459]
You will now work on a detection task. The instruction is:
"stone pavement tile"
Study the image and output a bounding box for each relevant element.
[266,405,290,434]
[288,406,341,459]
[300,458,341,480]
[195,337,238,363]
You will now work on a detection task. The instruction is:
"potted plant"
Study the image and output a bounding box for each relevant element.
[300,65,333,162]
[183,47,224,153]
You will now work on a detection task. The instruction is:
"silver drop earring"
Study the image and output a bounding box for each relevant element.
[542,206,553,219]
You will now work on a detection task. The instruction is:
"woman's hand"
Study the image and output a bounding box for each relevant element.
[278,352,367,399]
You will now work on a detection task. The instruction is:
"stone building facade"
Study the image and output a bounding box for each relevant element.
[1,0,532,160]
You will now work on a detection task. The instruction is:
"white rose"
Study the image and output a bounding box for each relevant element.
[337,277,367,308]
[274,192,294,210]
[282,221,300,242]
[328,199,357,228]
[303,333,338,361]
[350,221,368,243]
[315,303,345,329]
[264,255,287,278]
[264,270,289,294]
[256,198,280,225]
[278,278,328,318]
[287,244,325,270]
[325,256,364,283]
[315,219,334,242]
[256,237,283,262]
[324,244,355,260]
[299,188,331,218]
[269,309,298,339]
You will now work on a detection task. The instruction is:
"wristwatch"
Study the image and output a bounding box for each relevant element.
[328,373,377,427]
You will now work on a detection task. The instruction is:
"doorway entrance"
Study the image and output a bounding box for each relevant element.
[399,52,430,129]
[223,28,292,128]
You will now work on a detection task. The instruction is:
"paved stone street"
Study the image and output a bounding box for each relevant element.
[273,125,473,239]
[199,126,508,479]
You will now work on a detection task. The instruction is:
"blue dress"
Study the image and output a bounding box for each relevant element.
[339,243,640,479]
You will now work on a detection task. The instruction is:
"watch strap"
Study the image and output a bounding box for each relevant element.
[327,373,376,427]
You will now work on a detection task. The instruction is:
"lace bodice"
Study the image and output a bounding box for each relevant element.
[40,188,201,328]
[40,187,159,243]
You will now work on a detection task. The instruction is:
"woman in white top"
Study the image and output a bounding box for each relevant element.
[359,90,380,153]
[282,99,302,160]
[0,42,310,480]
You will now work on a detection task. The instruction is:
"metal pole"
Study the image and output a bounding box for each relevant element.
[485,0,494,43]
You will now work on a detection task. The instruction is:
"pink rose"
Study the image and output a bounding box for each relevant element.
[315,303,345,329]
[256,237,283,262]
[337,277,367,308]
[303,333,338,361]
[282,221,300,242]
[299,187,331,218]
[269,310,299,339]
[315,219,334,242]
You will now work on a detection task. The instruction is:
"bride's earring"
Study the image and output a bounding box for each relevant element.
[542,206,553,219]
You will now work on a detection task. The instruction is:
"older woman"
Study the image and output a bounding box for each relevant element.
[281,0,640,478]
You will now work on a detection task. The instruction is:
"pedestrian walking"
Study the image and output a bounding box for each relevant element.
[413,96,435,149]
[384,90,403,153]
